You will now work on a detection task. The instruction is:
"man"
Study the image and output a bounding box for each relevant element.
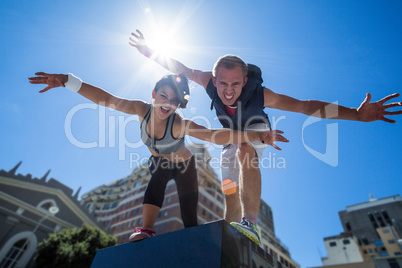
[129,30,402,245]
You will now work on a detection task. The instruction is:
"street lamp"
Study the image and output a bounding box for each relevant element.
[32,205,59,232]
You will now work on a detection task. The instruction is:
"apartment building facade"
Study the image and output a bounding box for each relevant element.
[314,195,402,268]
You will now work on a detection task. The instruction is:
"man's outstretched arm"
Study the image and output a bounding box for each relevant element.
[129,29,212,89]
[264,88,402,123]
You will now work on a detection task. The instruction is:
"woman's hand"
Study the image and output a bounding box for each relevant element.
[258,130,289,150]
[28,72,67,93]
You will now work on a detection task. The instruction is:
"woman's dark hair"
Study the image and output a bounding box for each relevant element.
[154,74,190,108]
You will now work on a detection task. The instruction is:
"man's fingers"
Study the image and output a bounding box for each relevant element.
[381,116,396,123]
[136,29,144,38]
[364,93,372,104]
[384,102,402,109]
[384,110,402,116]
[379,93,400,104]
[131,32,139,39]
[129,37,139,45]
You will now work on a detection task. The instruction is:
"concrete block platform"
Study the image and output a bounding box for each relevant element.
[91,220,282,268]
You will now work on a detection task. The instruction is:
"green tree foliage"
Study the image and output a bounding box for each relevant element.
[35,224,116,268]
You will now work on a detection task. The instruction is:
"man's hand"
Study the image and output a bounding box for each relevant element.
[129,29,153,58]
[28,72,67,93]
[259,130,289,150]
[357,93,402,123]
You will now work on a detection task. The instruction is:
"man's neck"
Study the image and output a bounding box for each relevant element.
[226,98,240,108]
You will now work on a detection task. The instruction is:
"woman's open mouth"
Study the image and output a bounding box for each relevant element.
[160,106,171,115]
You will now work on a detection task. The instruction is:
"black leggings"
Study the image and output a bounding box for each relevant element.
[143,156,198,228]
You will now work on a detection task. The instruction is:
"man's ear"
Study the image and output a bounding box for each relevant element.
[212,76,217,87]
[243,76,248,87]
[152,89,156,99]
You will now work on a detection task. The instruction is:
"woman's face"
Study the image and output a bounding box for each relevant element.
[152,85,180,119]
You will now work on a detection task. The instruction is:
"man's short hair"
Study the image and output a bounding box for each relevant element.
[212,55,248,78]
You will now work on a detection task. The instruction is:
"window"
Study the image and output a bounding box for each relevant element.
[383,229,390,233]
[345,221,352,231]
[164,211,168,217]
[0,239,28,267]
[382,211,392,225]
[388,240,396,244]
[343,239,350,245]
[362,238,369,245]
[387,259,400,268]
[329,241,337,247]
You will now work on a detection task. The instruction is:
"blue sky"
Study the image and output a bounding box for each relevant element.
[1,1,401,267]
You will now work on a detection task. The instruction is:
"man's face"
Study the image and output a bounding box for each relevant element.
[212,66,248,106]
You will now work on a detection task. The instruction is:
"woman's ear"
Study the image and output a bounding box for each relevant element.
[152,89,156,99]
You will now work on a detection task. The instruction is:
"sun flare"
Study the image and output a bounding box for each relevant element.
[145,27,183,57]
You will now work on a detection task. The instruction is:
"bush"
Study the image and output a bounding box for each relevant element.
[35,224,116,268]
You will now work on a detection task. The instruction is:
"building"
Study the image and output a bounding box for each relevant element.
[81,144,299,268]
[259,199,300,268]
[312,195,402,268]
[0,162,103,268]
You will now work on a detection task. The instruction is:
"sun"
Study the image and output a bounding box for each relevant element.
[145,27,184,57]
